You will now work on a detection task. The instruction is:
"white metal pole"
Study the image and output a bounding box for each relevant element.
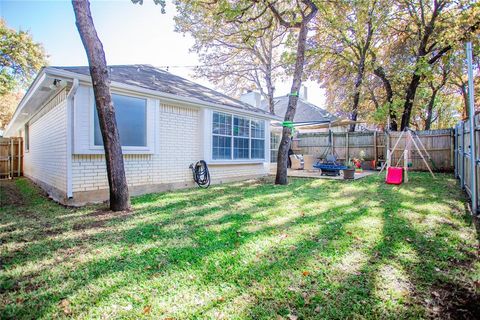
[466,42,477,215]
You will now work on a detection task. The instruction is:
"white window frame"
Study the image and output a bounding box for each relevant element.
[88,90,154,154]
[210,111,267,163]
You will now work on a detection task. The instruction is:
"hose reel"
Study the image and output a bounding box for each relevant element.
[189,160,210,188]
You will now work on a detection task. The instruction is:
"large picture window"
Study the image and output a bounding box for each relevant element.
[212,112,265,160]
[94,94,147,147]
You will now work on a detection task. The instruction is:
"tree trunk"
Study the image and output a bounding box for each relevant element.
[425,88,438,130]
[275,22,309,185]
[265,64,275,114]
[349,68,363,132]
[350,50,369,132]
[373,66,397,131]
[72,0,130,211]
[400,73,421,130]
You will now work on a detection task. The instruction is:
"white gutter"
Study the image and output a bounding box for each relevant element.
[45,68,281,121]
[66,79,79,198]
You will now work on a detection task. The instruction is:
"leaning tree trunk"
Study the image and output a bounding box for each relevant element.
[265,63,276,114]
[374,66,397,131]
[72,0,130,211]
[275,22,309,185]
[400,73,421,130]
[349,53,368,132]
[425,88,438,130]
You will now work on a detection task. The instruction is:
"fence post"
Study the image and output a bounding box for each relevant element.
[17,138,21,177]
[450,129,454,169]
[466,42,477,215]
[461,122,465,189]
[9,139,13,179]
[454,126,457,177]
[345,132,349,161]
[386,132,390,168]
[332,131,335,157]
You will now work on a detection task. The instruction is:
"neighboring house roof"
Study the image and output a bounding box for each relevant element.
[262,95,337,123]
[52,64,271,116]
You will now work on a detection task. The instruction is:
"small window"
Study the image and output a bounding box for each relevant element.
[212,112,266,160]
[94,94,147,147]
[24,123,29,151]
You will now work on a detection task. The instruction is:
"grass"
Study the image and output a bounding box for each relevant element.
[0,173,479,319]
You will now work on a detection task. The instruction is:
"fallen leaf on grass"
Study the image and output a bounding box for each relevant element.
[59,299,72,315]
[287,314,298,320]
[302,271,310,277]
[143,305,152,315]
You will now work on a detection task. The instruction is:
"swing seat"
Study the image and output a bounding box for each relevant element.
[386,167,403,185]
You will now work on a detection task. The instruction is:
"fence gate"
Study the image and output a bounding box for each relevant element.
[0,137,23,179]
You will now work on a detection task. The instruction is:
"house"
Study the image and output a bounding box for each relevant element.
[240,88,345,161]
[4,64,279,205]
[240,87,338,127]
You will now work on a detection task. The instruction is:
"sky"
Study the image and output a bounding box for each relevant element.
[0,0,325,106]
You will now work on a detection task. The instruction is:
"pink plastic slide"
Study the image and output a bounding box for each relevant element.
[386,167,403,185]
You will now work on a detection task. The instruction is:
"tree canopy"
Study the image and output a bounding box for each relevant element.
[0,19,46,95]
[175,0,479,131]
[0,19,46,129]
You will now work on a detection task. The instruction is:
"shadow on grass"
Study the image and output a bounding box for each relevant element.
[0,174,478,319]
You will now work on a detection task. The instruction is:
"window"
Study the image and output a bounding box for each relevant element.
[233,116,249,159]
[251,120,265,159]
[94,94,147,147]
[270,131,281,163]
[212,112,265,160]
[212,112,232,159]
[24,123,29,151]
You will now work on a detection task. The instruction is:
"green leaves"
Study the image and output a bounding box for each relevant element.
[0,19,46,95]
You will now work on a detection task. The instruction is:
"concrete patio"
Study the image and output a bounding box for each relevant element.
[269,164,376,180]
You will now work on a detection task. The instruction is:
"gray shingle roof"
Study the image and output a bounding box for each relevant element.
[263,95,337,123]
[49,64,271,115]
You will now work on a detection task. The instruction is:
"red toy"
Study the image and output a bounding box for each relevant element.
[386,167,403,185]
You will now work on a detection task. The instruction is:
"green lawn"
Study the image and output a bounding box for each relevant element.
[1,173,479,319]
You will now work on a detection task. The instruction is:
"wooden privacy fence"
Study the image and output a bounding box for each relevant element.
[0,137,23,179]
[454,116,480,212]
[295,129,454,172]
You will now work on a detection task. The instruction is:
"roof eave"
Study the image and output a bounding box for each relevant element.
[4,69,48,136]
[47,67,280,121]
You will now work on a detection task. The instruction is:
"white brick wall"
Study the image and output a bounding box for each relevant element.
[71,102,269,194]
[24,93,67,193]
[72,154,153,192]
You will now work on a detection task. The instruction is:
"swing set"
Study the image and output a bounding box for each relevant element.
[379,128,436,184]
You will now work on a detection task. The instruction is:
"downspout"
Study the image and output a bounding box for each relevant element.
[66,79,79,199]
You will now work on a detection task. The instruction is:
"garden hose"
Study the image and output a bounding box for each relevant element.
[189,160,210,188]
